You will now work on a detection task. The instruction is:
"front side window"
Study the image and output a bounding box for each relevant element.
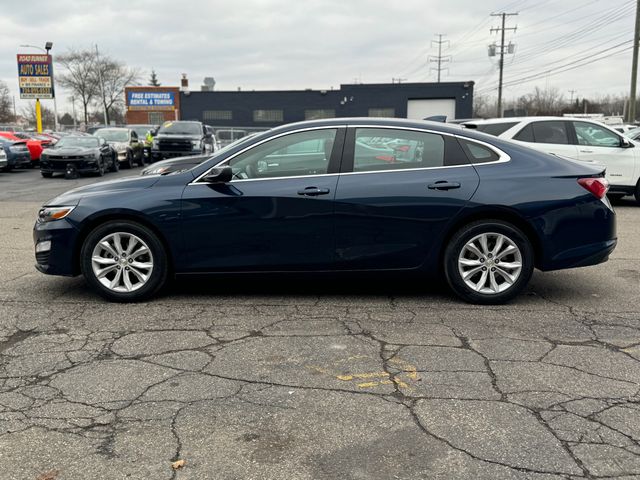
[354,128,444,172]
[229,129,337,180]
[514,121,569,145]
[573,121,621,147]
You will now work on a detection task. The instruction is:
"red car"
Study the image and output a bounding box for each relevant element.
[0,132,55,165]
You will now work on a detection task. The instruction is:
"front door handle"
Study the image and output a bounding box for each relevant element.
[298,186,330,196]
[579,149,594,153]
[428,181,461,191]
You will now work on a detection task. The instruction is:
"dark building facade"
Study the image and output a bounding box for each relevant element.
[178,82,474,128]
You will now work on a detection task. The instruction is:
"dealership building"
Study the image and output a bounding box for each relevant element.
[125,79,474,128]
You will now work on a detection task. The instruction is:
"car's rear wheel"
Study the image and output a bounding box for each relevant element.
[80,221,168,302]
[125,151,134,169]
[607,193,625,201]
[635,179,640,204]
[41,172,52,178]
[444,220,534,304]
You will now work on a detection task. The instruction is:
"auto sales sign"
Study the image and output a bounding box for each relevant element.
[17,54,54,99]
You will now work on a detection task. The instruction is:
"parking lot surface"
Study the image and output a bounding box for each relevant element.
[1,168,639,480]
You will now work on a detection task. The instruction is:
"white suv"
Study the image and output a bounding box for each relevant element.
[463,117,640,201]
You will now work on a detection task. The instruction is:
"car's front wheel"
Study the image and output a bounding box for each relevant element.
[444,220,534,304]
[80,221,168,302]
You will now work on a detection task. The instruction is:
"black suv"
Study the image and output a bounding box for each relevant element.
[150,121,216,162]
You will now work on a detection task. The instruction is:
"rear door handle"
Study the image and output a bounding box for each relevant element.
[297,186,330,196]
[428,181,461,191]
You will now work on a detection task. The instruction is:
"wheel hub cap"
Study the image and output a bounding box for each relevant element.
[457,232,523,295]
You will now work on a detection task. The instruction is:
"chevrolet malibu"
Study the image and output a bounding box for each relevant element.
[33,118,616,304]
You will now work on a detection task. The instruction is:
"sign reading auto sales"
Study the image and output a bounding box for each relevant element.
[17,54,54,99]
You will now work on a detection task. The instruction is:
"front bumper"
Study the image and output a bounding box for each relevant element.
[33,218,80,276]
[151,150,200,161]
[40,158,100,174]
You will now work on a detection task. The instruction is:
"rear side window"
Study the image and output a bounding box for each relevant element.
[458,139,500,164]
[475,122,518,136]
[354,128,444,172]
[514,121,570,145]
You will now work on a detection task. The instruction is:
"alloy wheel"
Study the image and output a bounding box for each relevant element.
[457,232,522,295]
[91,232,154,293]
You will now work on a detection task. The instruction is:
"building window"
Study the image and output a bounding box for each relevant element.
[148,112,165,124]
[253,109,284,122]
[368,108,395,118]
[203,110,233,121]
[305,109,335,120]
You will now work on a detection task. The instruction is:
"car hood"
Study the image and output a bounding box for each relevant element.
[46,146,96,155]
[44,175,161,206]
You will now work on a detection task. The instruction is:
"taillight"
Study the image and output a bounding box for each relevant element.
[578,177,609,199]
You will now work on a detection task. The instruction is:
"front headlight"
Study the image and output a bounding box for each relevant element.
[37,206,76,223]
[191,140,201,149]
[152,139,159,148]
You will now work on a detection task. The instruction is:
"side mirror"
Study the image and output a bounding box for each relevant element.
[621,137,634,148]
[201,166,232,183]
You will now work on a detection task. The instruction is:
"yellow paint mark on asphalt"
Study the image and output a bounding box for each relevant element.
[306,355,420,391]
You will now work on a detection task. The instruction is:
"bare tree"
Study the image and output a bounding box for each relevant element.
[473,93,497,119]
[56,49,98,123]
[94,56,139,124]
[21,101,55,130]
[0,80,14,123]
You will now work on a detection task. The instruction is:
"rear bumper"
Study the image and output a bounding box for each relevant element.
[539,238,617,271]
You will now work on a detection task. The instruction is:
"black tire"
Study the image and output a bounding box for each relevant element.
[110,154,119,173]
[125,151,134,169]
[80,221,168,302]
[96,158,105,177]
[137,149,145,167]
[41,172,53,178]
[635,180,640,204]
[444,220,534,305]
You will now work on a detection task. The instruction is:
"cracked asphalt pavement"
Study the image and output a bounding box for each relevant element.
[1,169,640,479]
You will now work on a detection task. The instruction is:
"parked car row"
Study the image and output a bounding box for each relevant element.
[461,116,640,202]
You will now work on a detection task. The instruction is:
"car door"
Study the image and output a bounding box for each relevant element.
[511,120,579,160]
[333,126,480,270]
[571,121,637,186]
[180,127,345,271]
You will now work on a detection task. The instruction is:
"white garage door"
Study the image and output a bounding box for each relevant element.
[407,99,456,121]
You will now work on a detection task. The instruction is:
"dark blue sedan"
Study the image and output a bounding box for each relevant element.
[33,118,616,304]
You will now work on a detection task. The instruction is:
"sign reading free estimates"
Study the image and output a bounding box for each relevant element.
[127,91,176,111]
[17,54,54,99]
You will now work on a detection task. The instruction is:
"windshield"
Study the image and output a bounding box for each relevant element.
[158,122,201,135]
[94,129,129,142]
[56,137,99,148]
[131,127,151,137]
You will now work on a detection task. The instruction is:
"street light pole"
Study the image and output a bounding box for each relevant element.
[45,42,59,132]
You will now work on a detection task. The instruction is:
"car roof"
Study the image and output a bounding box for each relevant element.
[466,116,618,125]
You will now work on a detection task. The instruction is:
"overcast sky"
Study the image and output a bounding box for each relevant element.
[0,0,636,117]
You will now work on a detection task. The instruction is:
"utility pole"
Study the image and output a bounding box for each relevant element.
[490,13,518,118]
[568,90,577,104]
[628,0,640,123]
[429,34,451,82]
